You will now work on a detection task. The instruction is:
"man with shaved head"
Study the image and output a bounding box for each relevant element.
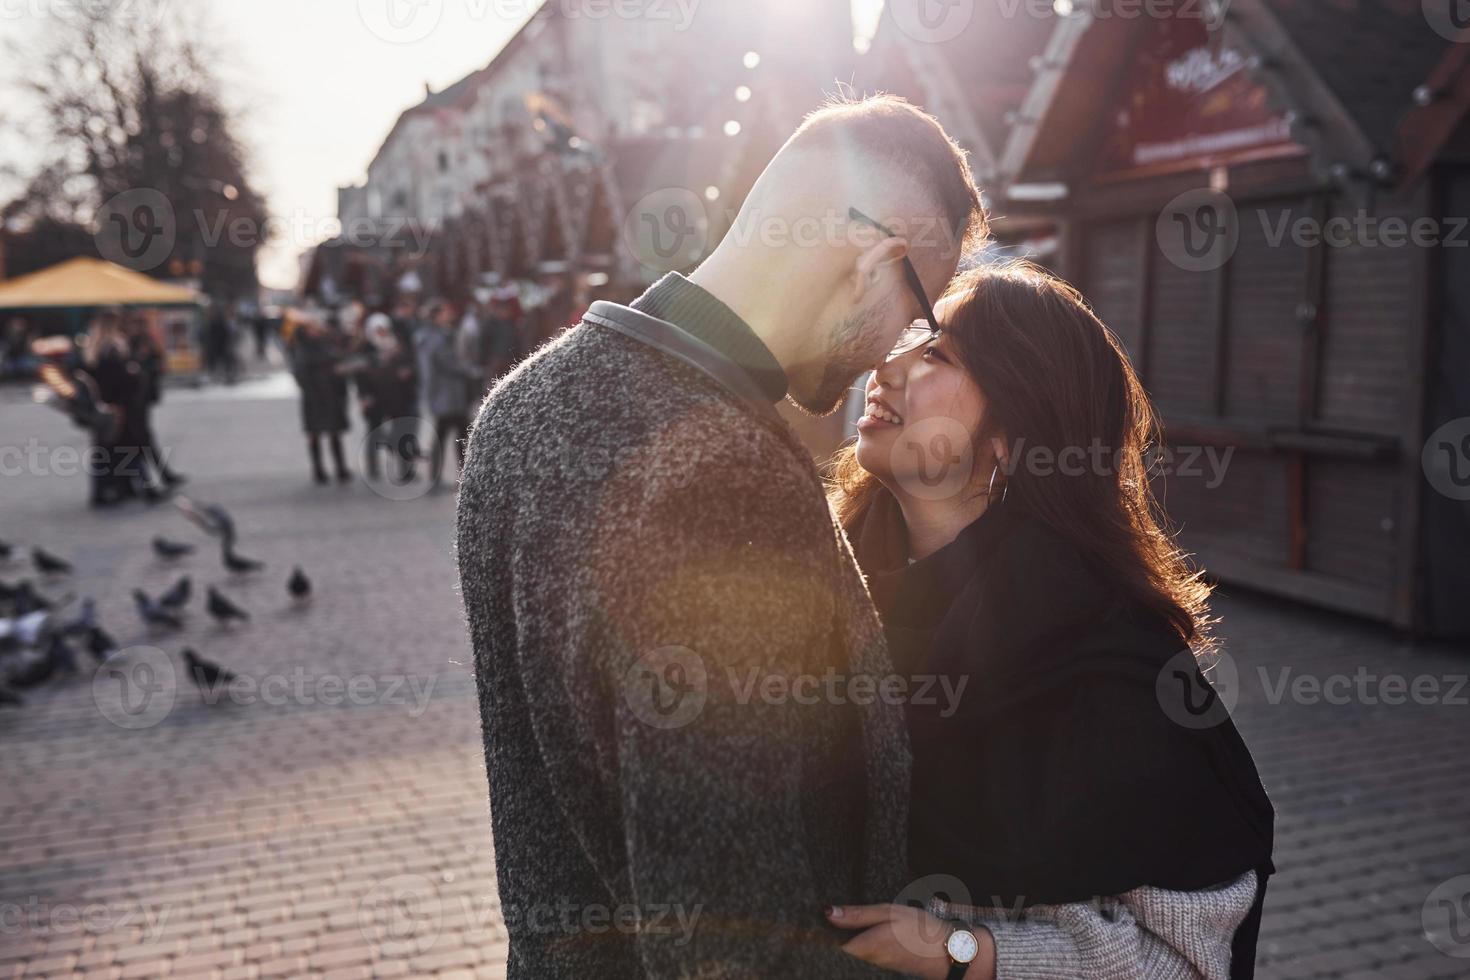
[458,93,987,978]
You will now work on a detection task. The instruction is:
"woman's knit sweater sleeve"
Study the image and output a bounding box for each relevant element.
[935,872,1258,980]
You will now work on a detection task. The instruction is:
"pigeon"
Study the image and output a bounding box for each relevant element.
[47,634,80,676]
[0,539,12,561]
[0,686,21,707]
[153,536,195,559]
[3,610,54,648]
[133,589,183,630]
[176,497,236,544]
[32,547,72,575]
[159,576,192,610]
[182,648,236,694]
[61,597,97,636]
[10,581,51,615]
[6,648,55,689]
[223,546,265,574]
[287,567,311,601]
[205,586,249,626]
[85,626,119,663]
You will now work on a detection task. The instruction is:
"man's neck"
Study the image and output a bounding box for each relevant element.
[687,254,810,379]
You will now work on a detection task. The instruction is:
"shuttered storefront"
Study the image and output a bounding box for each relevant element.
[1079,185,1430,626]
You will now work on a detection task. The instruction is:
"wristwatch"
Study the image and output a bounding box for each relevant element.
[944,920,979,980]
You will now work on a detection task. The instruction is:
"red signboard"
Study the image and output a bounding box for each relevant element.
[1096,16,1302,180]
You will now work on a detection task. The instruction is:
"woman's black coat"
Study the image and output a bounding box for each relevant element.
[850,492,1275,979]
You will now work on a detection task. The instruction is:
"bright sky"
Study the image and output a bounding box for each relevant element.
[0,0,886,290]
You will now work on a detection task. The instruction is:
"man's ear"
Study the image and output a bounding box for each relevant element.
[850,235,909,304]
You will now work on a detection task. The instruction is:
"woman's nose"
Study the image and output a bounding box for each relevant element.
[871,353,907,388]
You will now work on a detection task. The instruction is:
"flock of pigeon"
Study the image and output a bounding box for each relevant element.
[0,496,312,708]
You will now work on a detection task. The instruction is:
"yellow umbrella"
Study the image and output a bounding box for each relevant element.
[0,257,200,308]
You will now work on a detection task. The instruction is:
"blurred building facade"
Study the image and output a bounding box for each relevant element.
[312,0,1469,636]
[313,0,855,310]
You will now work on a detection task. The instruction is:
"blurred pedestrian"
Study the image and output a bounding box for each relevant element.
[460,287,523,392]
[2,316,39,381]
[123,311,186,489]
[78,310,151,507]
[203,300,238,383]
[250,309,271,362]
[417,300,481,488]
[289,313,352,485]
[358,313,420,483]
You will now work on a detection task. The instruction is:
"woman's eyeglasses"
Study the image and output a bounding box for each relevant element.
[848,206,941,359]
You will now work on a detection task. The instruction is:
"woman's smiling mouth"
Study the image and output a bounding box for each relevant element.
[859,395,904,428]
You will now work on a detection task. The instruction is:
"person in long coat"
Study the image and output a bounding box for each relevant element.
[78,311,146,506]
[290,315,352,485]
[417,301,481,488]
[123,311,185,489]
[357,313,421,483]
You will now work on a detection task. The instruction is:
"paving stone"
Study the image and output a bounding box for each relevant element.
[1,383,1467,980]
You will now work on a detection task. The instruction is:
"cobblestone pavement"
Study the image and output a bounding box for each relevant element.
[1,378,1468,979]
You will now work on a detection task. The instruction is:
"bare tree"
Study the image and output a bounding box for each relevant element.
[4,4,266,297]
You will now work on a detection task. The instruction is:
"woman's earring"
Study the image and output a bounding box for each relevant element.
[988,464,1008,503]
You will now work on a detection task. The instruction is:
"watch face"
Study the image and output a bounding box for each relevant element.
[947,928,979,963]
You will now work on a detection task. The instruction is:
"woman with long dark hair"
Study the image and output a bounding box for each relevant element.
[825,261,1274,979]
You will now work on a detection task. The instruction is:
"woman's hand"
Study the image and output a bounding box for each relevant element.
[826,904,995,980]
